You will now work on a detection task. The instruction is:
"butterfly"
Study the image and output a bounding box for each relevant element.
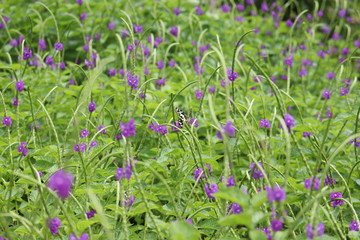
[175,107,188,128]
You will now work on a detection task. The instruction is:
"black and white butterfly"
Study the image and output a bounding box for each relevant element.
[176,107,188,128]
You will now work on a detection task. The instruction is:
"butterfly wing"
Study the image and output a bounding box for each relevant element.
[176,107,187,128]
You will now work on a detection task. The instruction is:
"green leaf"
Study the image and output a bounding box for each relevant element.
[218,211,253,228]
[213,187,249,208]
[77,219,99,232]
[169,221,201,240]
[249,230,268,240]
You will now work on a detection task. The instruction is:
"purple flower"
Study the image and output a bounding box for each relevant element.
[149,123,168,135]
[322,89,330,99]
[157,60,164,70]
[74,142,86,153]
[108,69,116,77]
[170,26,178,37]
[317,10,324,17]
[221,4,231,13]
[330,192,343,208]
[228,202,242,214]
[12,97,18,106]
[271,219,283,232]
[304,177,320,191]
[47,217,61,235]
[80,129,90,138]
[355,40,360,48]
[45,56,54,66]
[17,142,29,156]
[226,175,235,187]
[341,48,349,56]
[338,9,346,18]
[88,101,96,113]
[303,132,313,137]
[195,90,203,99]
[69,233,89,240]
[54,42,63,51]
[97,125,106,134]
[195,6,204,15]
[116,165,132,180]
[266,185,286,203]
[127,73,139,90]
[249,162,265,179]
[76,0,83,4]
[349,221,359,231]
[235,16,244,22]
[208,86,215,93]
[204,183,218,199]
[15,81,25,92]
[174,7,181,16]
[48,170,74,199]
[284,55,293,67]
[156,78,166,87]
[298,67,308,77]
[325,174,336,186]
[119,119,136,138]
[2,116,12,127]
[94,33,101,41]
[194,167,205,181]
[199,44,211,52]
[9,38,18,47]
[261,2,269,11]
[38,171,43,177]
[340,87,349,96]
[286,19,293,27]
[86,209,96,219]
[168,59,176,67]
[22,47,32,60]
[89,141,98,150]
[133,24,143,33]
[236,4,245,11]
[108,22,116,30]
[327,72,335,79]
[306,223,313,239]
[188,118,199,128]
[282,113,295,130]
[317,223,325,236]
[80,12,87,21]
[216,121,235,139]
[121,29,129,38]
[227,69,238,82]
[260,119,271,129]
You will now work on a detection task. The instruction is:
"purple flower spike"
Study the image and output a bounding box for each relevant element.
[249,162,265,179]
[349,221,359,231]
[54,42,63,51]
[322,89,330,99]
[271,219,283,232]
[204,183,218,199]
[330,192,343,208]
[47,217,61,235]
[2,116,12,127]
[88,101,96,113]
[15,81,25,91]
[266,185,286,203]
[48,170,74,199]
[260,119,271,129]
[119,119,136,138]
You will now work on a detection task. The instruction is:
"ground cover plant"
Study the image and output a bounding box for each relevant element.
[0,0,359,239]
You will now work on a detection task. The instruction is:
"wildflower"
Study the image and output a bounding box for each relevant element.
[327,72,335,79]
[216,121,235,140]
[76,0,83,4]
[194,56,203,75]
[149,123,168,135]
[157,60,164,70]
[260,119,271,129]
[48,170,74,199]
[54,42,63,51]
[86,209,96,219]
[338,9,346,18]
[108,22,116,30]
[80,129,90,138]
[266,185,286,203]
[2,116,12,127]
[120,195,135,208]
[156,78,166,87]
[47,217,61,235]
[236,4,245,11]
[284,55,293,67]
[69,233,89,240]
[235,16,244,22]
[271,219,283,232]
[261,2,269,11]
[97,125,106,134]
[188,118,199,127]
[199,44,211,52]
[286,19,293,27]
[108,69,116,77]
[133,24,143,33]
[227,69,238,82]
[322,89,330,99]
[23,47,32,60]
[261,227,272,240]
[227,202,242,214]
[80,12,87,21]
[74,143,86,153]
[226,175,235,187]
[355,40,360,48]
[340,87,349,96]
[298,67,308,77]
[249,162,265,179]
[204,183,218,199]
[12,97,19,106]
[186,219,193,225]
[89,141,98,150]
[174,7,181,15]
[195,6,204,15]
[119,119,136,138]
[221,4,231,13]
[170,26,178,37]
[169,59,176,67]
[84,59,94,69]
[330,192,343,208]
[302,132,313,137]
[9,38,18,47]
[121,29,129,38]
[88,101,96,113]
[17,142,29,156]
[116,165,132,180]
[195,90,203,99]
[324,174,336,186]
[94,33,101,41]
[317,10,324,17]
[304,177,320,191]
[127,73,139,90]
[349,221,359,231]
[306,223,325,239]
[208,86,215,93]
[68,78,76,86]
[317,50,326,58]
